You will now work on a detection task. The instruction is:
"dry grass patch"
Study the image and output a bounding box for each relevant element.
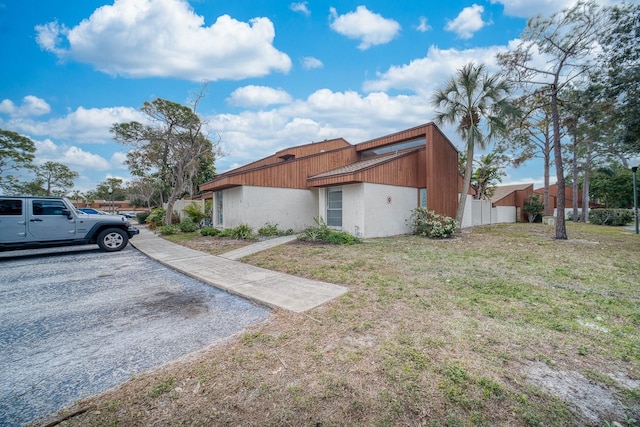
[49,223,639,426]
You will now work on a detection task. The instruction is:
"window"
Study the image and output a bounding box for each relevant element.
[33,200,66,215]
[360,136,426,158]
[420,188,427,207]
[215,192,223,226]
[0,199,22,216]
[326,187,342,227]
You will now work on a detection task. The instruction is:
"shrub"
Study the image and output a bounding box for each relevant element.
[324,230,361,245]
[159,225,178,235]
[523,194,544,223]
[200,227,220,237]
[146,208,166,229]
[178,218,197,233]
[229,224,254,240]
[589,209,633,226]
[182,202,207,225]
[258,223,279,237]
[298,217,361,244]
[136,211,150,224]
[218,228,234,238]
[407,207,457,239]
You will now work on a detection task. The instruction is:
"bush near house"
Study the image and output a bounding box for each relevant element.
[178,218,198,233]
[589,208,633,226]
[257,223,295,237]
[298,217,362,245]
[218,224,255,240]
[408,207,457,239]
[200,227,220,237]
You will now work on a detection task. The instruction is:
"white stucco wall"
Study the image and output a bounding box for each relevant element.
[218,186,318,231]
[319,183,416,238]
[361,183,416,238]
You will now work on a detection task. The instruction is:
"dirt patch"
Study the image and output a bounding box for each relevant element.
[523,361,634,423]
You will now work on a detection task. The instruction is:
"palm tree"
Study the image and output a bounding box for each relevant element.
[431,62,513,227]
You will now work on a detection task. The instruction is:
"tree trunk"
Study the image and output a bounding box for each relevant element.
[455,139,474,228]
[571,135,579,222]
[582,167,590,222]
[551,88,568,239]
[543,146,551,216]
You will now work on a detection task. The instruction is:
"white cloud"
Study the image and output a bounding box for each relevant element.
[490,0,578,18]
[227,86,293,108]
[329,6,401,50]
[290,2,310,16]
[363,44,508,96]
[0,96,51,117]
[35,0,291,81]
[416,17,432,33]
[34,139,112,171]
[301,56,323,69]
[1,103,145,143]
[445,4,489,40]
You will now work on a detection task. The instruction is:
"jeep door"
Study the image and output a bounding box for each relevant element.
[0,198,26,243]
[27,199,77,240]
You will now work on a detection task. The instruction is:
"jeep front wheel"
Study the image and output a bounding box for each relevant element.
[97,228,129,251]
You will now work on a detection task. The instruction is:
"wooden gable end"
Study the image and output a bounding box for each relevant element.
[307,150,424,188]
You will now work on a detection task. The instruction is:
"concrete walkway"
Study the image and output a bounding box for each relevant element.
[220,235,298,260]
[129,228,348,313]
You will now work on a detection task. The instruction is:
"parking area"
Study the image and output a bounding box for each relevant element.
[0,245,271,426]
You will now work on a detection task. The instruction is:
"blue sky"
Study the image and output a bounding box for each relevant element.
[0,0,618,192]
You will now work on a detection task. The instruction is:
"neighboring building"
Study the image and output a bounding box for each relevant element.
[490,183,534,223]
[200,123,460,238]
[534,184,603,217]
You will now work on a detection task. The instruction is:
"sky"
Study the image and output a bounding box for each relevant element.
[0,0,622,193]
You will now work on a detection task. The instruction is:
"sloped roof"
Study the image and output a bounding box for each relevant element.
[308,152,403,180]
[490,183,533,203]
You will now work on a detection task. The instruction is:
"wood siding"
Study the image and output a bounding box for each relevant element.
[425,125,459,218]
[307,150,423,188]
[200,146,358,192]
[219,138,351,176]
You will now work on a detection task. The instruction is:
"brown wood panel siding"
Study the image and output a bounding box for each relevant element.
[355,123,433,152]
[208,138,351,178]
[308,151,422,188]
[201,146,358,192]
[425,125,459,218]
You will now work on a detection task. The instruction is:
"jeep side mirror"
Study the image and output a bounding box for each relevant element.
[61,208,72,219]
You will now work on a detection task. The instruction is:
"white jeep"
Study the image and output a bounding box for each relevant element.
[0,196,140,252]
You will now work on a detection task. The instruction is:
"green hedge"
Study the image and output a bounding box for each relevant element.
[589,209,633,226]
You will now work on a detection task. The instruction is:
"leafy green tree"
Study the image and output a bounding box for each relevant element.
[596,2,640,156]
[33,161,79,196]
[498,0,603,239]
[0,129,36,193]
[431,62,513,227]
[589,164,634,208]
[523,193,544,223]
[470,153,505,200]
[111,96,217,225]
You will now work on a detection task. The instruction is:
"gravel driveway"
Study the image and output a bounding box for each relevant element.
[0,245,270,426]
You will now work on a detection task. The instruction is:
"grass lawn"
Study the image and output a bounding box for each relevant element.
[54,223,639,426]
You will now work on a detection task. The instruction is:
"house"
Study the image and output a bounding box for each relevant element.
[199,123,460,238]
[490,183,534,223]
[534,184,603,216]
